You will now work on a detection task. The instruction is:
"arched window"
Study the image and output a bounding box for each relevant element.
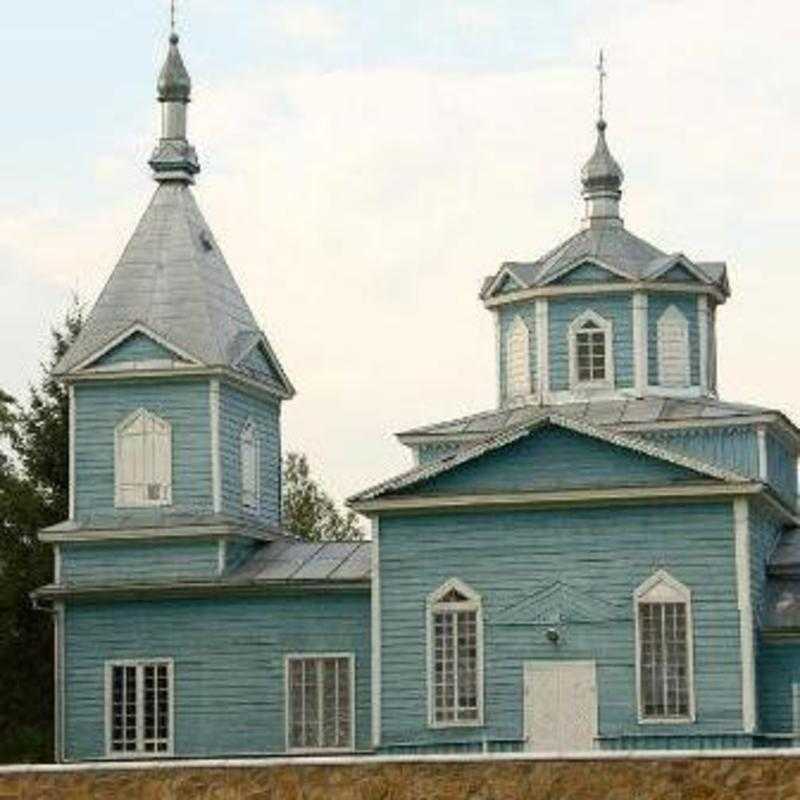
[240,419,260,513]
[634,570,695,722]
[427,578,483,727]
[568,310,614,389]
[115,409,172,507]
[506,315,532,399]
[657,305,690,388]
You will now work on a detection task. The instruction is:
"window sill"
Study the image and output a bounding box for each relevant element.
[286,746,355,755]
[637,716,695,726]
[428,720,485,730]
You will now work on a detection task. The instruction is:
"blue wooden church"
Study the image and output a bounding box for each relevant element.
[36,30,800,761]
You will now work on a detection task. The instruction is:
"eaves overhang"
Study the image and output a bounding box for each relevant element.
[32,577,371,602]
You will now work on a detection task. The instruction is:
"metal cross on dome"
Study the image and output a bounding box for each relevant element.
[171,0,176,33]
[596,49,607,122]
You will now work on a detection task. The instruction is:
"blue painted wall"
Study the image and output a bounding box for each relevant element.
[61,539,219,585]
[767,431,797,508]
[219,381,281,526]
[239,345,281,385]
[398,426,705,497]
[639,426,759,481]
[377,500,741,751]
[647,294,699,387]
[63,590,371,760]
[90,332,182,367]
[497,304,537,404]
[73,378,212,523]
[548,295,633,391]
[758,639,800,735]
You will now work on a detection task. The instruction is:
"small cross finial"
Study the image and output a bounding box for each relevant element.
[170,0,176,34]
[596,49,606,123]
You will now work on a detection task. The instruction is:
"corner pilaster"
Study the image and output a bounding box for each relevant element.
[632,292,648,396]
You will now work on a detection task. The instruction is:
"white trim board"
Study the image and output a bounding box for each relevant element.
[370,517,381,748]
[210,380,222,513]
[734,497,757,733]
[68,386,76,520]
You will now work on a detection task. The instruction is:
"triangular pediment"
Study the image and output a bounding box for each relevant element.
[496,580,628,625]
[82,328,191,371]
[549,259,628,286]
[233,336,294,396]
[484,267,525,299]
[657,264,701,283]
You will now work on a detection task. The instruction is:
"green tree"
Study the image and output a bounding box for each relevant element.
[282,452,363,541]
[0,300,83,763]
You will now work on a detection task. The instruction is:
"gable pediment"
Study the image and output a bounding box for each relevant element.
[496,580,628,626]
[549,259,628,286]
[80,327,196,372]
[657,264,701,283]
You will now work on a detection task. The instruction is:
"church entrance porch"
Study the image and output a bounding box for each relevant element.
[523,660,597,752]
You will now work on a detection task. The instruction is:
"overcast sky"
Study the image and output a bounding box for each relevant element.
[1,0,799,504]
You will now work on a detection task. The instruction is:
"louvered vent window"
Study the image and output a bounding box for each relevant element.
[106,660,172,756]
[657,305,691,388]
[240,419,260,513]
[506,315,532,399]
[428,581,483,726]
[576,320,606,382]
[636,572,694,722]
[115,409,172,507]
[287,655,353,751]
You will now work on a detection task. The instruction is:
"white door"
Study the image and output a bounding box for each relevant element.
[523,660,597,752]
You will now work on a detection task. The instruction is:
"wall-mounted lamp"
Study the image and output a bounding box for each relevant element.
[545,627,560,644]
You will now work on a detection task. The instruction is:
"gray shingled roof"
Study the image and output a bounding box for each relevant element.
[230,539,371,582]
[482,225,728,297]
[397,397,778,444]
[54,183,291,395]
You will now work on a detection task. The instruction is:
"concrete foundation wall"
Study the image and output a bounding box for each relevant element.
[2,752,800,799]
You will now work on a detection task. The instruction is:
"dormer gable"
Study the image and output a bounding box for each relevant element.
[79,325,196,373]
[544,258,632,286]
[232,337,294,396]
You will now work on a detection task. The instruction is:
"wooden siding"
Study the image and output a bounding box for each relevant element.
[638,426,759,481]
[498,305,537,405]
[647,294,699,387]
[657,265,700,283]
[757,640,800,734]
[554,263,625,285]
[224,537,262,573]
[219,382,281,526]
[240,345,281,384]
[63,591,371,760]
[377,501,741,750]
[73,379,212,521]
[90,332,181,367]
[416,443,460,466]
[766,432,797,508]
[398,427,705,497]
[548,295,633,390]
[61,539,219,585]
[750,502,785,630]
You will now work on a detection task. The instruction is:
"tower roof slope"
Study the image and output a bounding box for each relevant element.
[55,183,292,393]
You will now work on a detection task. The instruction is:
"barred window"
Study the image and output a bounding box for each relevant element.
[287,655,353,751]
[569,310,613,389]
[106,660,173,756]
[635,572,694,722]
[428,580,483,727]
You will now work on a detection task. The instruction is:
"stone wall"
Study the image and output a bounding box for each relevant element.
[1,753,799,799]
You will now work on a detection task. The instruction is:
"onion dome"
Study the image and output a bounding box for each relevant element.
[157,33,192,103]
[581,119,624,226]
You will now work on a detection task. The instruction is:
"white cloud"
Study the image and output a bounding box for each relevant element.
[269,3,346,42]
[7,0,800,503]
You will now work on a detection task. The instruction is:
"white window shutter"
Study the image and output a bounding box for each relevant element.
[657,306,690,388]
[506,315,531,399]
[240,421,259,512]
[115,410,172,508]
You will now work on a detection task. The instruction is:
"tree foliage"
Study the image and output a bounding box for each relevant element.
[282,452,363,541]
[0,300,83,763]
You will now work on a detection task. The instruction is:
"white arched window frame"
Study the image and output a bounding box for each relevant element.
[634,570,695,723]
[426,578,484,728]
[240,418,261,514]
[505,314,533,400]
[115,408,172,508]
[657,305,691,388]
[568,309,614,390]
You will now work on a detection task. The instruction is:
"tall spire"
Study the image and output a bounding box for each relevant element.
[580,50,624,227]
[149,5,200,184]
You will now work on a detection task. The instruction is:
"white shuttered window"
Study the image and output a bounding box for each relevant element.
[240,419,260,513]
[286,655,354,751]
[115,409,172,507]
[657,305,691,388]
[506,315,532,399]
[427,579,483,727]
[635,571,695,722]
[105,659,173,756]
